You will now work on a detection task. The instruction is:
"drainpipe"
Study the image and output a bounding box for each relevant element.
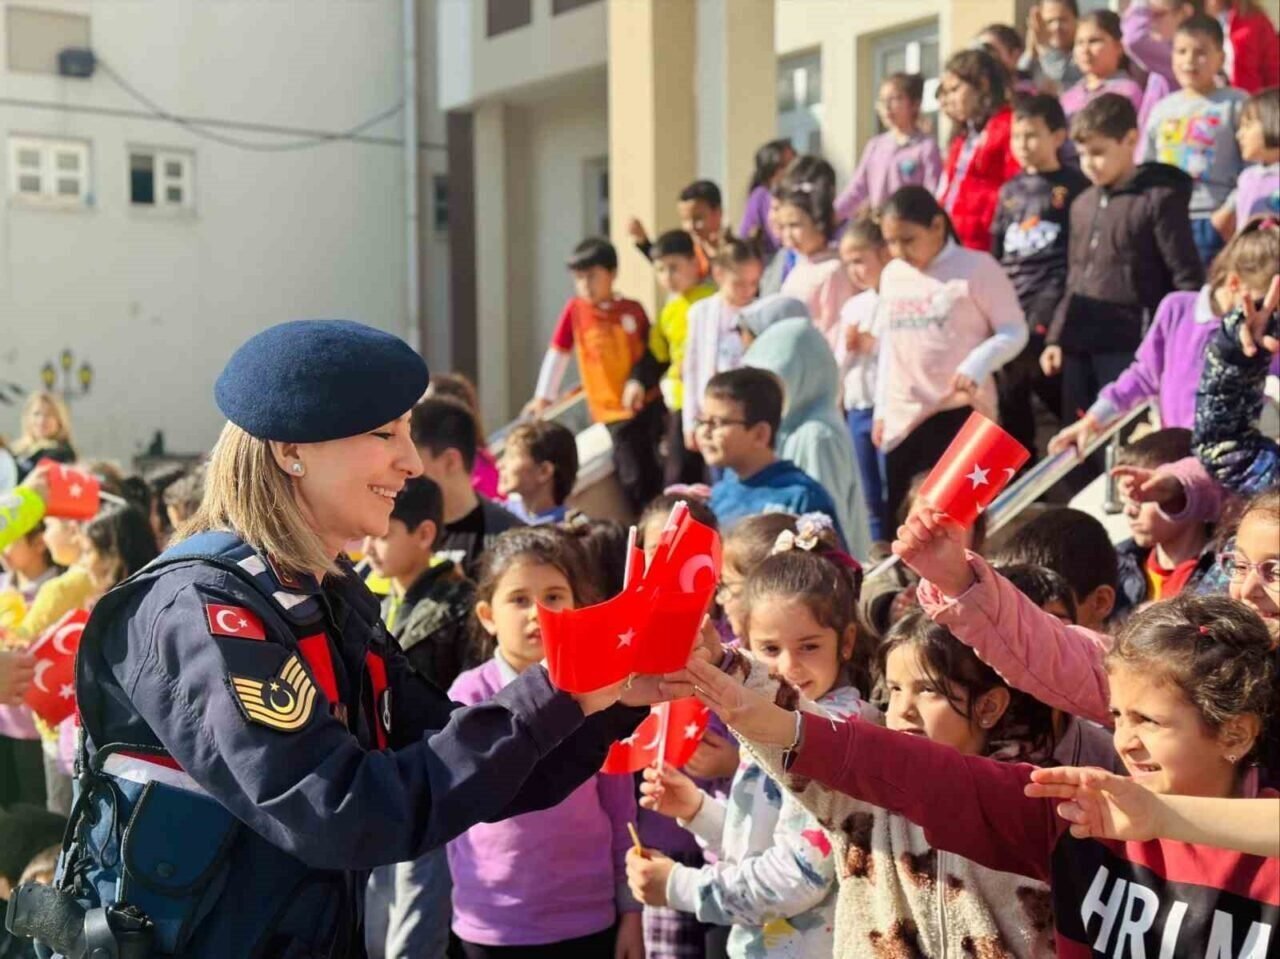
[403,0,421,352]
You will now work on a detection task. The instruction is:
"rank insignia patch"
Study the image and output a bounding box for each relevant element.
[230,654,316,732]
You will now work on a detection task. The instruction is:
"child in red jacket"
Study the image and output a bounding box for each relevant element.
[1208,0,1280,93]
[936,48,1023,252]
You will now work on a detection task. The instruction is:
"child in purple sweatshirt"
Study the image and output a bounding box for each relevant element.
[1049,214,1279,454]
[833,72,942,221]
[446,529,643,957]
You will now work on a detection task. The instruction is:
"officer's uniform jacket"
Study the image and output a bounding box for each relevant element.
[57,531,643,958]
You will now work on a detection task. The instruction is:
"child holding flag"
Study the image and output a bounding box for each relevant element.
[686,589,1277,957]
[446,527,644,958]
[626,522,867,958]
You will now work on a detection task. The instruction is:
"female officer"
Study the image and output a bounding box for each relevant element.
[20,321,672,959]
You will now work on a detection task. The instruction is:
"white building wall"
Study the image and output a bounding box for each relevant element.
[0,0,409,462]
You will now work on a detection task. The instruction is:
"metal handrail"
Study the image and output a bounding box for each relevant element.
[985,400,1155,536]
[486,389,589,453]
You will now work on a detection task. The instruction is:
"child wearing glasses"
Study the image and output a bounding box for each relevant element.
[699,368,847,550]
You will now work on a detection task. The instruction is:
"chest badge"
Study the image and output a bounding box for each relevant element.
[230,654,316,732]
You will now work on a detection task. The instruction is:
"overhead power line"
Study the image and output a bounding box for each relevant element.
[87,55,430,153]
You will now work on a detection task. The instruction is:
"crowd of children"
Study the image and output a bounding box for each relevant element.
[1,4,1278,957]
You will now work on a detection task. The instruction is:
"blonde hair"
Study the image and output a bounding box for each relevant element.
[176,422,339,579]
[14,392,72,454]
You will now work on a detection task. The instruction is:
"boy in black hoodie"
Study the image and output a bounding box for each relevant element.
[363,475,475,691]
[1040,93,1204,426]
[992,93,1090,455]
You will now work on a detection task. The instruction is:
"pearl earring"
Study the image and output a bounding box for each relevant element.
[291,463,304,476]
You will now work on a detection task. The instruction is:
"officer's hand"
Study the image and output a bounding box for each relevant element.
[0,649,35,706]
[571,678,624,717]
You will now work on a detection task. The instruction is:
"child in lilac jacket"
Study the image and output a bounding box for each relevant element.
[447,655,641,949]
[1050,219,1279,454]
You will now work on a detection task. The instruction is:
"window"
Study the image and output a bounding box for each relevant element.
[583,157,609,238]
[129,149,194,209]
[486,0,531,37]
[552,0,599,13]
[777,51,823,156]
[432,175,449,232]
[871,23,941,140]
[8,136,90,205]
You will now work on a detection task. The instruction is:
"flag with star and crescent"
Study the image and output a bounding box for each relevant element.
[916,412,1031,528]
[539,504,721,693]
[24,608,88,725]
[39,459,101,521]
[601,697,710,773]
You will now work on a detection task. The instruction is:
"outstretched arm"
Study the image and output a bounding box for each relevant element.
[1027,767,1280,857]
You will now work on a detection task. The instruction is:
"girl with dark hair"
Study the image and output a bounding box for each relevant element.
[80,501,159,597]
[1061,10,1145,117]
[448,526,644,958]
[872,186,1028,526]
[627,527,867,958]
[776,175,857,353]
[834,72,942,221]
[936,48,1022,251]
[739,138,795,256]
[688,590,1277,957]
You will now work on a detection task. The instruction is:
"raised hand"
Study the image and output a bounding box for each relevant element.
[1236,275,1280,358]
[1110,465,1185,513]
[891,506,974,597]
[639,762,704,821]
[1025,766,1160,841]
[685,656,795,747]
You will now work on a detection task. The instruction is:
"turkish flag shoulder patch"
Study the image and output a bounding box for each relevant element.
[205,604,267,641]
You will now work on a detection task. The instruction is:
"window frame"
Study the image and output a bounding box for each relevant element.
[7,135,91,208]
[128,147,196,212]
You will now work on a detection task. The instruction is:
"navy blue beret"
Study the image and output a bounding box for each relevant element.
[215,319,429,442]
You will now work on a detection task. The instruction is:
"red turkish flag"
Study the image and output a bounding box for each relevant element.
[601,697,711,774]
[632,512,721,675]
[205,604,267,641]
[39,460,100,521]
[916,412,1031,528]
[539,504,722,693]
[539,586,645,694]
[23,608,87,726]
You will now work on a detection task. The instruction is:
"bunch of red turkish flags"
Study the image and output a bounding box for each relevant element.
[917,412,1030,528]
[23,608,87,726]
[602,697,710,774]
[38,460,100,521]
[539,502,721,693]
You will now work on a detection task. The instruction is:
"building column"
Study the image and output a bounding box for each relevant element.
[695,0,775,231]
[471,99,511,424]
[944,0,1034,60]
[607,0,697,319]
